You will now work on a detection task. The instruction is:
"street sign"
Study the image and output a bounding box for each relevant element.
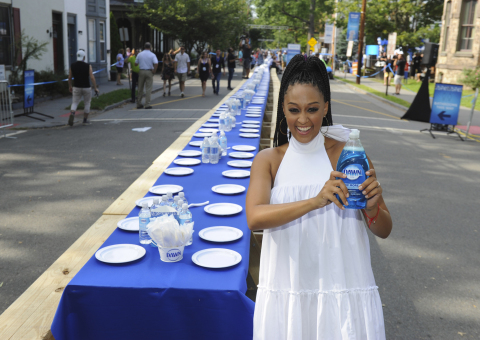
[387,32,397,57]
[351,62,358,76]
[248,25,289,30]
[24,70,34,109]
[308,37,317,47]
[346,41,354,57]
[324,24,334,44]
[287,43,301,65]
[347,12,360,41]
[430,83,463,126]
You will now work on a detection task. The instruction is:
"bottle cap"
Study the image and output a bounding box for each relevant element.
[167,192,172,198]
[182,203,188,209]
[162,195,167,201]
[153,198,159,204]
[349,129,360,139]
[220,130,225,136]
[179,192,184,198]
[142,202,148,208]
[178,199,184,206]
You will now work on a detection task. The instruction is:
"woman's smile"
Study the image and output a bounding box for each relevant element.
[295,125,313,135]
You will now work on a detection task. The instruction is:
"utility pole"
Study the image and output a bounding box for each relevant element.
[356,0,367,84]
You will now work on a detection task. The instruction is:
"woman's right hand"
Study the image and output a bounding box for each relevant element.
[313,171,350,210]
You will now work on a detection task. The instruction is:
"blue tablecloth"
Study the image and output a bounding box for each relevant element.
[51,70,271,340]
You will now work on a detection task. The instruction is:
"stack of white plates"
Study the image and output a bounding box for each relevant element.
[232,145,256,151]
[178,150,202,157]
[239,133,260,138]
[174,158,201,166]
[191,248,242,268]
[212,184,246,195]
[222,169,250,178]
[164,167,194,176]
[149,184,183,195]
[199,227,243,242]
[227,160,252,168]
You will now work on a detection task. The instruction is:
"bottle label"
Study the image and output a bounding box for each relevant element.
[343,165,363,180]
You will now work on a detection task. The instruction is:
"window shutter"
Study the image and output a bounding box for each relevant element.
[13,8,21,66]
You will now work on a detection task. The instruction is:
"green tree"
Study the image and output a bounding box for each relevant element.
[9,31,48,85]
[110,12,123,63]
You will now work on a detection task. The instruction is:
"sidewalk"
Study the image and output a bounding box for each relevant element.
[338,72,480,136]
[8,75,170,129]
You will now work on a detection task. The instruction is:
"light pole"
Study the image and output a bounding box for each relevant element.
[356,0,367,84]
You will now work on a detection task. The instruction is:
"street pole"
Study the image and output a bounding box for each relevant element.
[466,88,479,139]
[356,0,367,84]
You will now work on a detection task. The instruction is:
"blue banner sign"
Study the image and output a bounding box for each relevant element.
[24,70,35,109]
[287,44,301,65]
[347,12,360,41]
[430,83,463,126]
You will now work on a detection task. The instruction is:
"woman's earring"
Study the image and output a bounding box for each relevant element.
[321,115,329,139]
[279,117,288,135]
[287,127,291,141]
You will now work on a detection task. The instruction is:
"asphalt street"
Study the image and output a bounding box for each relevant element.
[1,72,479,339]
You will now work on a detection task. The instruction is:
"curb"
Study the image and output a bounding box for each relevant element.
[334,78,409,113]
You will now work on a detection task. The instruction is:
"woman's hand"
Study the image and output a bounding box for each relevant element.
[313,171,349,210]
[359,169,382,210]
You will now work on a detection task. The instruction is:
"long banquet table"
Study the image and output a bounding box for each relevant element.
[51,65,272,340]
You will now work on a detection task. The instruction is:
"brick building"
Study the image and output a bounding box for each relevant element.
[437,0,479,85]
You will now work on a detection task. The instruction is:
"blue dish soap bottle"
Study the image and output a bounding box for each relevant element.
[336,129,369,209]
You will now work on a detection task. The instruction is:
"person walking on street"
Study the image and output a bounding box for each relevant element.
[135,42,158,109]
[211,49,226,95]
[127,48,139,103]
[174,46,191,98]
[239,37,252,79]
[198,51,211,97]
[67,50,99,126]
[384,55,393,86]
[227,48,236,90]
[116,49,125,85]
[393,53,406,95]
[162,53,175,97]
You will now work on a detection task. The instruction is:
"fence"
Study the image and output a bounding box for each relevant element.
[0,80,13,138]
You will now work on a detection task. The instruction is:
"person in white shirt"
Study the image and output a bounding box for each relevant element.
[134,42,158,109]
[174,46,190,97]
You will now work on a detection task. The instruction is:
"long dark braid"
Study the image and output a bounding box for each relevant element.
[273,55,333,147]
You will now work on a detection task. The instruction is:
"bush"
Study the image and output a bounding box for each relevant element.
[461,67,480,90]
[34,70,70,97]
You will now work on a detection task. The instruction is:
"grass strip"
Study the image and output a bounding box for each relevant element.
[65,89,133,110]
[334,77,411,108]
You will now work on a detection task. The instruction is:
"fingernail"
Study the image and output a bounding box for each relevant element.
[362,191,366,194]
[345,202,349,205]
[358,186,363,190]
[347,193,350,198]
[342,207,345,210]
[365,195,368,198]
[366,171,370,175]
[343,174,347,178]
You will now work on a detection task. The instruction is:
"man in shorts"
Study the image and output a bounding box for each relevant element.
[67,50,99,126]
[239,37,252,79]
[393,53,406,95]
[174,46,190,97]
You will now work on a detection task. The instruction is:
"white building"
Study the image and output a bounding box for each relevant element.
[0,0,110,81]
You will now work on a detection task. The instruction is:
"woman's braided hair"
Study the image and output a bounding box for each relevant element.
[273,54,333,147]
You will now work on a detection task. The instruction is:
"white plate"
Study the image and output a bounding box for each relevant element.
[227,160,252,168]
[189,141,203,147]
[229,152,254,159]
[222,169,251,178]
[135,197,155,208]
[149,184,183,195]
[164,167,194,176]
[208,119,220,123]
[245,114,261,118]
[96,244,146,264]
[247,107,262,111]
[240,128,259,133]
[242,124,260,128]
[178,150,202,157]
[203,123,219,127]
[174,158,201,166]
[204,203,243,216]
[199,128,218,133]
[211,113,221,117]
[212,184,246,195]
[192,248,242,268]
[117,217,139,231]
[243,120,260,124]
[240,133,260,138]
[194,133,212,138]
[199,227,243,242]
[232,145,256,152]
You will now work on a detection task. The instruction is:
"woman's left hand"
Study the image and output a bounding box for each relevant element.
[359,169,382,209]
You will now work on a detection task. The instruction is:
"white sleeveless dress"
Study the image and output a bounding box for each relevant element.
[253,126,386,340]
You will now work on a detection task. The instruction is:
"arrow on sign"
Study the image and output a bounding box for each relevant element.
[437,111,451,121]
[27,96,32,104]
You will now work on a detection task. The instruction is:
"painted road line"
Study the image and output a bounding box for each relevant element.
[342,124,426,134]
[332,99,401,120]
[0,130,27,139]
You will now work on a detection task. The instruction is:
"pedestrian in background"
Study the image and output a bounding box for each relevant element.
[227,47,236,90]
[116,48,124,85]
[282,51,287,71]
[127,48,139,103]
[412,53,422,82]
[198,51,211,97]
[135,42,158,109]
[67,50,99,126]
[239,37,252,79]
[257,48,264,66]
[211,48,226,95]
[403,59,409,84]
[393,53,406,95]
[384,55,393,86]
[174,46,190,98]
[126,47,131,59]
[162,53,175,97]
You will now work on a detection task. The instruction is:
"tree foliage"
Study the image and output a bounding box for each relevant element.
[9,31,48,84]
[130,0,250,56]
[110,12,123,63]
[461,67,480,90]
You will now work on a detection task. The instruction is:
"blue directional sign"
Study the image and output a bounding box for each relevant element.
[347,12,360,41]
[430,83,463,126]
[287,44,301,65]
[24,70,35,109]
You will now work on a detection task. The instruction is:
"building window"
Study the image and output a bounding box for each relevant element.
[88,19,96,62]
[458,0,477,51]
[99,21,105,62]
[442,1,451,51]
[0,6,11,65]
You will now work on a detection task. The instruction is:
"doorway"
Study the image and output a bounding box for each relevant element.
[52,12,64,73]
[67,14,77,67]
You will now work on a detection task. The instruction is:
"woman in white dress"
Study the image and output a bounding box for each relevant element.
[246,55,392,339]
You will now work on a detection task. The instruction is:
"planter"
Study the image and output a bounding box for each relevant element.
[110,70,117,81]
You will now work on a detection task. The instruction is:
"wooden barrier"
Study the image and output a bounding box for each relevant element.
[0,80,246,340]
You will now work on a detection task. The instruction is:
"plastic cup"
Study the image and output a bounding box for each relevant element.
[158,245,185,262]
